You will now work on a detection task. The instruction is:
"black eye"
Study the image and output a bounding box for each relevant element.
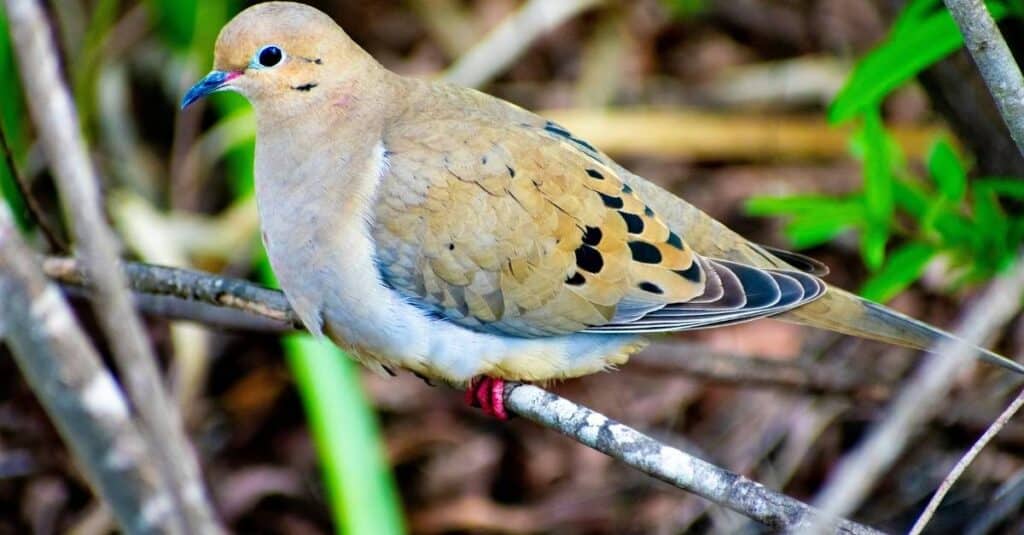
[258,46,283,67]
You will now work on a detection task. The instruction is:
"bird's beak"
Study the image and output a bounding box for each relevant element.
[181,70,240,110]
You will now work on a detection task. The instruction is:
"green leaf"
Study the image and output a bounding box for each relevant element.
[971,186,1011,270]
[860,242,937,302]
[663,0,708,18]
[973,177,1024,199]
[860,111,895,223]
[892,178,932,217]
[829,1,1010,123]
[0,4,29,230]
[861,224,889,271]
[891,0,944,34]
[855,110,896,268]
[147,0,238,56]
[746,195,864,249]
[926,139,967,201]
[744,194,860,217]
[783,217,857,249]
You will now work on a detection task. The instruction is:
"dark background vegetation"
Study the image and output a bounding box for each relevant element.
[2,0,1024,533]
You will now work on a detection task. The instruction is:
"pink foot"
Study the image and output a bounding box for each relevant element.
[464,377,508,420]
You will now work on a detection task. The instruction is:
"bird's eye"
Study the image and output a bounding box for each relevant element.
[257,45,284,68]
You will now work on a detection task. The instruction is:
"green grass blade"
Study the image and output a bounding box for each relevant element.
[283,334,406,535]
[860,242,937,302]
[926,139,967,201]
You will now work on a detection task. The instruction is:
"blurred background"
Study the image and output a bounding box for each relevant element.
[3,0,1024,533]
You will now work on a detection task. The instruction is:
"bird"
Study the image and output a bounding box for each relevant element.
[182,1,1024,419]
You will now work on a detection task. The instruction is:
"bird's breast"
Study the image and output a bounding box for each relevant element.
[253,137,431,366]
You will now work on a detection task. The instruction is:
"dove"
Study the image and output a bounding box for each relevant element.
[183,2,1024,419]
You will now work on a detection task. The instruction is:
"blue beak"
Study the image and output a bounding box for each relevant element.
[181,70,236,110]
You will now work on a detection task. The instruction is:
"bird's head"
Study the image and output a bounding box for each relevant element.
[181,2,375,112]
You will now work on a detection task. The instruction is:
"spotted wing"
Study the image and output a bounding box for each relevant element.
[373,116,823,337]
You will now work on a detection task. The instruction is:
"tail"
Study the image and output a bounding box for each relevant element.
[780,287,1024,375]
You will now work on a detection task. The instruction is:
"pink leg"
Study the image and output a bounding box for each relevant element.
[464,377,508,420]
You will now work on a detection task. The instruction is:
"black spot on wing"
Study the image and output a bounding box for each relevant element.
[644,205,655,217]
[575,245,604,273]
[292,82,318,91]
[599,193,624,209]
[667,232,684,250]
[566,272,586,286]
[621,184,632,194]
[544,121,572,138]
[586,168,604,180]
[619,212,644,234]
[628,241,662,264]
[571,137,598,153]
[674,261,702,283]
[639,282,663,294]
[582,226,603,246]
[543,121,601,159]
[506,165,516,177]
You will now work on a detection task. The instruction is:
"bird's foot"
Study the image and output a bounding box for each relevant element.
[464,377,508,420]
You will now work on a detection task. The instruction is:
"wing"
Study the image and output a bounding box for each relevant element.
[373,111,824,337]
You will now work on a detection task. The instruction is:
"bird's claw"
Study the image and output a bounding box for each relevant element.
[464,377,508,420]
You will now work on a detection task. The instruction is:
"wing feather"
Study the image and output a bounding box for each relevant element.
[374,107,825,337]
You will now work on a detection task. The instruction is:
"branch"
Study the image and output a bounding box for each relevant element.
[0,206,175,533]
[943,0,1024,157]
[4,0,220,532]
[44,257,881,532]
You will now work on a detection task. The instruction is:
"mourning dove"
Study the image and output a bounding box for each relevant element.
[183,2,1024,419]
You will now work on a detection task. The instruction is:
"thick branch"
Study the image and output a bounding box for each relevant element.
[0,206,174,533]
[4,0,220,531]
[45,256,880,532]
[943,0,1024,157]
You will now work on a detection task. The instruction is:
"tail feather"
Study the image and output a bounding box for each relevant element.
[781,287,1024,375]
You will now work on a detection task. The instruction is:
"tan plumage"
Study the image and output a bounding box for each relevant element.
[182,2,1024,388]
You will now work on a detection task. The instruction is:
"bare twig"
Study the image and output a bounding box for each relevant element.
[4,0,220,532]
[909,386,1024,535]
[943,0,1024,157]
[0,205,174,534]
[0,112,66,251]
[43,256,880,532]
[443,0,602,88]
[811,256,1024,523]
